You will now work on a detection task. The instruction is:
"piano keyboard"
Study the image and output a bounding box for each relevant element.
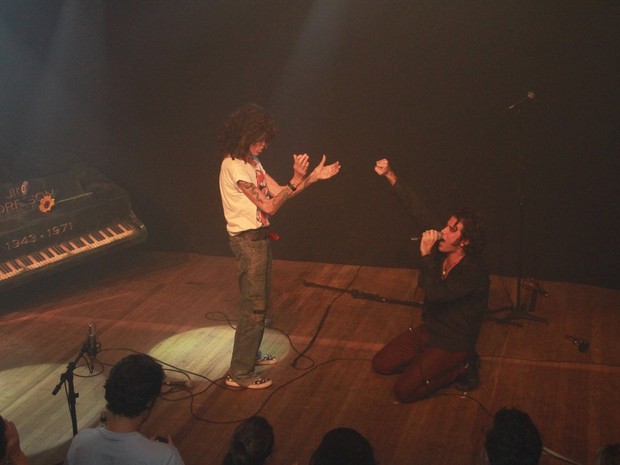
[0,221,143,282]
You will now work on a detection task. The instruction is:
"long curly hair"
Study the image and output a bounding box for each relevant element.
[222,416,274,465]
[453,208,486,256]
[104,354,164,418]
[218,103,276,162]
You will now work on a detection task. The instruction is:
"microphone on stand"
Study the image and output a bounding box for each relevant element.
[86,322,98,360]
[508,91,535,110]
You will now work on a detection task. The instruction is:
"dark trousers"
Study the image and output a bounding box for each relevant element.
[372,324,468,403]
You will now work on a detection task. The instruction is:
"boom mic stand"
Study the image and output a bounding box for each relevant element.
[489,92,547,326]
[51,331,95,436]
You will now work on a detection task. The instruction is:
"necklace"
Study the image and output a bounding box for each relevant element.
[441,264,450,278]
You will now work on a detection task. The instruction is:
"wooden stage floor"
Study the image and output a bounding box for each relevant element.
[1,250,618,465]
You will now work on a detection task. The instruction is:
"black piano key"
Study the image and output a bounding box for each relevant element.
[57,243,72,254]
[42,249,55,259]
[72,238,86,247]
[18,256,33,266]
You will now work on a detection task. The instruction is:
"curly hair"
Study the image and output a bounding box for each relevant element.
[104,354,164,418]
[218,103,276,162]
[222,416,274,465]
[485,408,543,465]
[452,208,486,256]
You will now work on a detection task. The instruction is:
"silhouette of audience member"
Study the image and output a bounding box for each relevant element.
[66,353,184,465]
[484,408,542,465]
[594,444,620,465]
[1,416,30,465]
[309,427,376,465]
[222,416,274,465]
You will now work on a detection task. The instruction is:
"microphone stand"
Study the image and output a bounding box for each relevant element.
[52,340,89,436]
[303,280,423,307]
[489,98,547,327]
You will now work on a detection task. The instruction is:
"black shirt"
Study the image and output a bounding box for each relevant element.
[391,181,489,352]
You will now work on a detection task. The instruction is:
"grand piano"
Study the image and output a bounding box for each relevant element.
[0,166,147,291]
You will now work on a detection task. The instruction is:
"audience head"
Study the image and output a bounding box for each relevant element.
[594,444,620,465]
[309,427,376,465]
[104,354,164,418]
[222,416,274,465]
[484,408,542,465]
[1,415,28,465]
[0,416,6,460]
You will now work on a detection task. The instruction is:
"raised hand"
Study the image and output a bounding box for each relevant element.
[311,155,341,181]
[374,158,391,176]
[374,157,397,185]
[292,153,310,181]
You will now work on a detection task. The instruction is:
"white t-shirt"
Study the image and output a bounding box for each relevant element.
[66,427,185,465]
[219,156,270,235]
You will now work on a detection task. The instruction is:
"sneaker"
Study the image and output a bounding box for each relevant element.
[256,353,278,366]
[454,354,481,392]
[225,374,272,390]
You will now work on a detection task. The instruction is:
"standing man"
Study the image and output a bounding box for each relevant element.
[218,103,340,390]
[372,158,489,402]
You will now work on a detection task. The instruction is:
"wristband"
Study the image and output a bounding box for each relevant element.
[287,182,297,192]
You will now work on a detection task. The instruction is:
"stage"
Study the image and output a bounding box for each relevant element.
[1,250,618,465]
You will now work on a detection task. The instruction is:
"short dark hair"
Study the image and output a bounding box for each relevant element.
[104,354,164,418]
[222,416,274,465]
[218,103,276,162]
[310,427,376,465]
[453,208,486,256]
[485,408,543,465]
[595,444,620,465]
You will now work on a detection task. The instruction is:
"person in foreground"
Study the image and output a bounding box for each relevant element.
[309,427,377,465]
[483,408,543,465]
[218,103,340,390]
[222,416,274,465]
[594,443,620,465]
[372,158,489,402]
[66,354,184,465]
[1,416,30,465]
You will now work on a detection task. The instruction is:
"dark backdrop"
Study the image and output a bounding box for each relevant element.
[1,1,619,289]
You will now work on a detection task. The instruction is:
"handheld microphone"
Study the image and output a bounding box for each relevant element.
[163,379,193,388]
[87,322,98,359]
[508,91,535,110]
[410,232,443,241]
